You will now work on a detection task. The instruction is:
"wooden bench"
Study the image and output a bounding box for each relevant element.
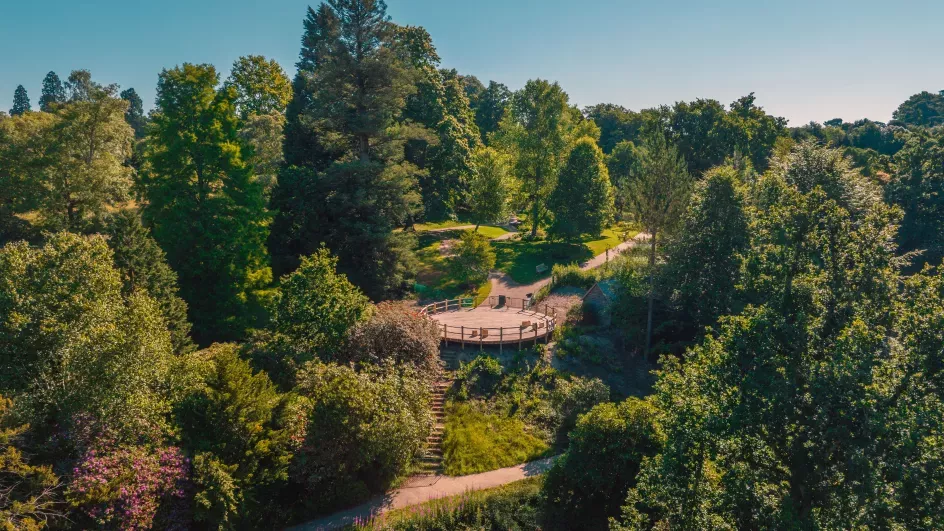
[481,329,489,339]
[520,320,532,330]
[470,329,479,338]
[535,263,548,274]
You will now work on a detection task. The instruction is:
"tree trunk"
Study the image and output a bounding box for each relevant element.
[530,199,540,238]
[645,230,657,360]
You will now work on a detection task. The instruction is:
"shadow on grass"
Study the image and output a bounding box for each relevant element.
[493,240,594,284]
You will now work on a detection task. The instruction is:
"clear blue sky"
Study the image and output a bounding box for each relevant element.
[2,0,943,125]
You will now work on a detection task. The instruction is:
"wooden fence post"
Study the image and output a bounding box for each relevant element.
[500,328,503,355]
[443,323,448,347]
[461,326,465,350]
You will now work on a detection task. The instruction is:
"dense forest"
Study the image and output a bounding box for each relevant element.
[2,0,944,529]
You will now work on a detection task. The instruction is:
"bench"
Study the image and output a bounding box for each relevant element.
[520,320,531,330]
[481,329,489,339]
[535,263,548,274]
[470,329,479,338]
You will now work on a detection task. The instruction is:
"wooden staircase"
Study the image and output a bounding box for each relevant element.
[417,379,450,476]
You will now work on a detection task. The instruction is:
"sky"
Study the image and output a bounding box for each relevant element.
[2,0,943,126]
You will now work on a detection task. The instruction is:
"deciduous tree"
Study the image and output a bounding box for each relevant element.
[225,55,293,119]
[468,146,512,229]
[547,136,613,240]
[142,63,271,344]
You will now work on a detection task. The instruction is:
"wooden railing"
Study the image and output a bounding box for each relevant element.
[419,297,559,349]
[419,297,474,316]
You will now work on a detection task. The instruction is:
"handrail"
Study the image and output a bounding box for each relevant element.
[420,297,560,346]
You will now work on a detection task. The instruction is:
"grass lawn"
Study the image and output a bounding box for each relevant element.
[411,219,474,231]
[441,402,549,476]
[493,225,640,284]
[413,227,505,301]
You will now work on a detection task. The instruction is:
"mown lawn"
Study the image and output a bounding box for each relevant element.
[441,402,549,476]
[414,227,505,302]
[493,225,639,284]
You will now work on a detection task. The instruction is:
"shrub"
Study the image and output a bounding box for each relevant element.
[0,395,61,529]
[453,355,503,400]
[175,343,297,528]
[291,362,432,514]
[549,262,599,290]
[273,247,372,360]
[448,230,496,287]
[67,443,191,530]
[542,398,664,527]
[441,403,549,476]
[343,302,441,378]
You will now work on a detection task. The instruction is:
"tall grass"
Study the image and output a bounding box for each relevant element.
[441,402,549,476]
[349,477,544,530]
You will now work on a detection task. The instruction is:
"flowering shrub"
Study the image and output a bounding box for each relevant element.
[68,444,191,530]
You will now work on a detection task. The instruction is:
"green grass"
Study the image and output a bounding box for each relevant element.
[441,402,549,476]
[352,477,544,530]
[492,226,640,284]
[492,239,593,284]
[413,227,506,301]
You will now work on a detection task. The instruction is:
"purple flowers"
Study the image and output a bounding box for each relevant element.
[68,444,191,530]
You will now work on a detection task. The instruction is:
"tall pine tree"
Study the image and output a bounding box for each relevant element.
[142,63,271,344]
[270,0,424,299]
[9,86,30,116]
[39,72,65,111]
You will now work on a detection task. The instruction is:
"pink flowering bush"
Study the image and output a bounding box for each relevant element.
[68,444,191,530]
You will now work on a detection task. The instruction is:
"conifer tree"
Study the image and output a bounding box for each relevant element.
[9,85,30,116]
[39,71,65,111]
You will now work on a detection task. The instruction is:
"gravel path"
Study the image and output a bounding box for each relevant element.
[290,456,558,530]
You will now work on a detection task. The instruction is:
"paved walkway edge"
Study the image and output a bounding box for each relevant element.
[289,455,559,530]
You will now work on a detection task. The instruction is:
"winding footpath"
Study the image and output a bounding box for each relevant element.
[289,231,649,530]
[290,457,558,530]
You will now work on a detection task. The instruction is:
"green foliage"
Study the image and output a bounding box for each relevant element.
[607,140,642,217]
[0,79,133,233]
[0,233,175,443]
[0,395,61,530]
[441,402,549,476]
[453,357,609,443]
[475,81,511,145]
[119,87,147,138]
[358,477,544,530]
[548,137,613,240]
[448,230,496,287]
[225,55,292,119]
[543,398,663,526]
[497,79,573,237]
[468,146,513,228]
[886,128,944,268]
[103,210,194,354]
[142,63,271,344]
[291,361,432,514]
[343,301,442,378]
[39,71,65,112]
[270,162,420,300]
[663,165,749,334]
[613,145,944,529]
[10,85,30,116]
[177,343,296,529]
[453,355,503,400]
[275,247,372,358]
[892,90,944,127]
[238,111,285,197]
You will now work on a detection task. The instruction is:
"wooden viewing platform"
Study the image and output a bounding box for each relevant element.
[420,297,558,350]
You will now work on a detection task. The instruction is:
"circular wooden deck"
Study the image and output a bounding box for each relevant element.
[426,303,557,346]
